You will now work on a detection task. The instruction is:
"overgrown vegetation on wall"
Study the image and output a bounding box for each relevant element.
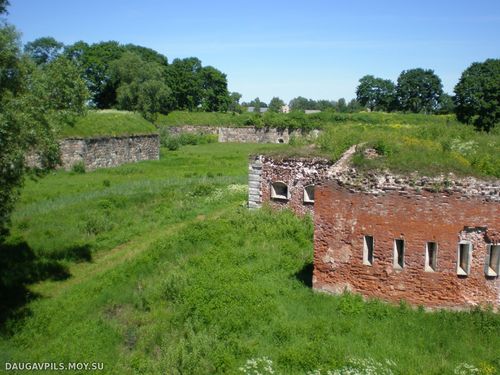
[58,110,157,138]
[158,110,459,130]
[317,122,500,178]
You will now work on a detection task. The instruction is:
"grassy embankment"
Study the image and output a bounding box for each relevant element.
[58,110,157,138]
[158,110,500,178]
[156,110,459,130]
[1,141,499,374]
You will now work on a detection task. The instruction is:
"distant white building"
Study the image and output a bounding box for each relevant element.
[304,109,321,114]
[281,104,290,113]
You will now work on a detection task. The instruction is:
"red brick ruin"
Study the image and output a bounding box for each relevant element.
[248,148,500,309]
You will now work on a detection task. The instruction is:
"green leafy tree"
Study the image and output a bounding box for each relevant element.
[316,99,336,111]
[268,97,285,112]
[437,93,455,115]
[336,98,347,112]
[396,68,443,113]
[201,66,230,112]
[111,52,173,120]
[347,98,362,112]
[228,92,242,113]
[289,96,318,111]
[123,44,168,67]
[0,0,9,14]
[24,36,64,65]
[166,57,203,111]
[454,59,500,132]
[64,40,125,108]
[248,97,267,113]
[0,25,88,240]
[356,75,396,111]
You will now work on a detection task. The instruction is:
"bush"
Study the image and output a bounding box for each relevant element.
[160,128,217,150]
[71,162,85,174]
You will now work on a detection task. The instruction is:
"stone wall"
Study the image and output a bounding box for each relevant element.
[313,180,500,310]
[163,125,321,144]
[219,127,297,143]
[163,125,219,135]
[27,134,160,171]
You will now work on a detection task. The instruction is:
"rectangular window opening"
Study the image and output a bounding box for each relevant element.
[394,239,405,269]
[363,235,374,266]
[457,242,471,276]
[425,242,438,272]
[486,245,500,277]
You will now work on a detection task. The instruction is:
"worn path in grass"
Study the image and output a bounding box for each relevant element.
[32,207,231,299]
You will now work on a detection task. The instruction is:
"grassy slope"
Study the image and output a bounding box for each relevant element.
[156,110,459,128]
[317,122,500,178]
[1,144,499,374]
[158,111,499,178]
[58,110,157,138]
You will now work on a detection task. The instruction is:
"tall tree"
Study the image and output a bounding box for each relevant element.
[248,97,267,112]
[0,25,88,240]
[110,52,173,120]
[123,44,168,67]
[166,57,203,111]
[356,75,396,111]
[64,41,125,108]
[454,59,500,132]
[437,93,455,115]
[200,66,230,112]
[0,0,9,14]
[289,96,313,111]
[336,98,347,112]
[268,97,285,112]
[228,92,242,113]
[395,68,443,113]
[24,37,64,65]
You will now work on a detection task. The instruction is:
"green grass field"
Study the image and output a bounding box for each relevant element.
[1,143,498,374]
[58,110,157,138]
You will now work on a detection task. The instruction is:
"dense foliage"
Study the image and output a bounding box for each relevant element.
[395,68,444,114]
[268,97,285,112]
[454,58,500,132]
[356,75,396,111]
[158,110,461,130]
[0,18,88,241]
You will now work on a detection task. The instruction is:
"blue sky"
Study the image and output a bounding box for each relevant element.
[8,0,500,103]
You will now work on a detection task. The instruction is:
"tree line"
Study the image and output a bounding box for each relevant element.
[240,61,499,133]
[23,37,234,121]
[354,64,499,132]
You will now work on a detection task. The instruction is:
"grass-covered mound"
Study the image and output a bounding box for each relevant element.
[1,144,498,374]
[59,110,157,138]
[316,122,500,178]
[157,110,460,130]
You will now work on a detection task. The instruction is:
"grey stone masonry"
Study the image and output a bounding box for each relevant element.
[219,127,295,143]
[248,155,263,209]
[162,125,219,135]
[26,134,160,171]
[161,125,322,144]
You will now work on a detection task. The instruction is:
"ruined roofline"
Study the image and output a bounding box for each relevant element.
[325,170,500,202]
[254,144,500,202]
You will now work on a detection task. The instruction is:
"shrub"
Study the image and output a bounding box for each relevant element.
[71,161,85,174]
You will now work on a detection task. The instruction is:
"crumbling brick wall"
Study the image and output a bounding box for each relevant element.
[313,180,500,309]
[249,155,335,216]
